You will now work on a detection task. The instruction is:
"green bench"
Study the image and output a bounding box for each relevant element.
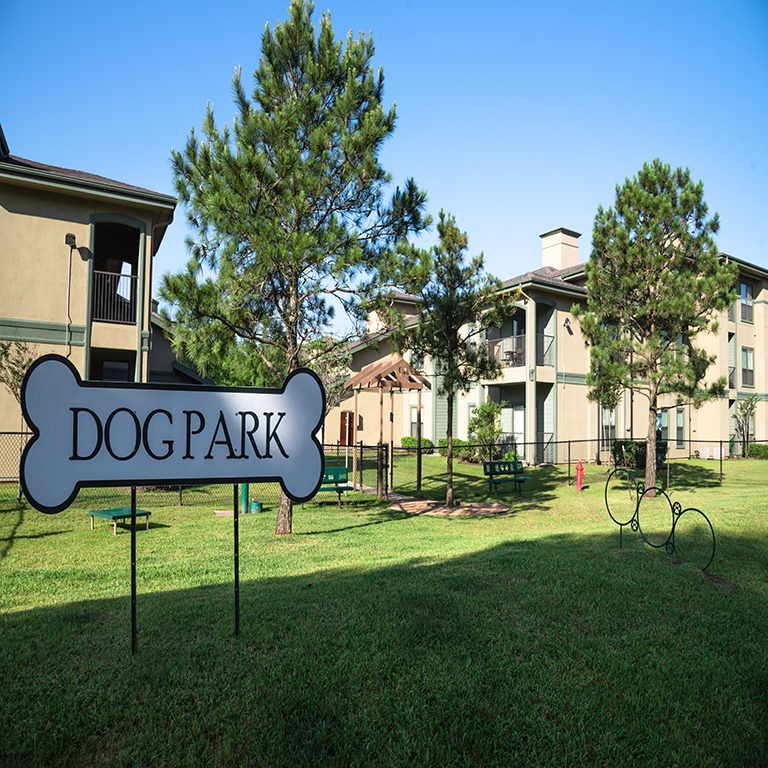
[483,460,531,501]
[89,507,151,535]
[315,466,354,507]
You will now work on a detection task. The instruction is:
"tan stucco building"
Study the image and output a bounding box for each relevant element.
[0,123,206,438]
[327,227,767,463]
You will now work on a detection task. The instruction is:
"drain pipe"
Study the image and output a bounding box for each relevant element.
[65,233,76,358]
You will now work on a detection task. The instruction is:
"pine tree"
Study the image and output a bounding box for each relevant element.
[386,211,517,507]
[161,0,430,534]
[573,159,737,492]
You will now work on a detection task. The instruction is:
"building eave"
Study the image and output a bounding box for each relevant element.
[0,156,176,212]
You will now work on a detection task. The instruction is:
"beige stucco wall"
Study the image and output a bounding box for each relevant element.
[0,171,174,452]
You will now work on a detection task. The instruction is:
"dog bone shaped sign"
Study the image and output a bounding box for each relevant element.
[20,355,326,513]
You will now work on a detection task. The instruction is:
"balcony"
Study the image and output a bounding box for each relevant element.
[487,333,555,368]
[536,334,554,367]
[93,270,137,324]
[488,335,525,367]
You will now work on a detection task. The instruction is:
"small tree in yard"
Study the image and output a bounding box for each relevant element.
[385,211,517,507]
[0,339,39,501]
[161,0,430,534]
[468,400,503,463]
[736,393,760,457]
[573,159,737,493]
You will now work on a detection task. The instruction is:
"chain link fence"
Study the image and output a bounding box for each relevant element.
[0,437,384,512]
[2,433,766,511]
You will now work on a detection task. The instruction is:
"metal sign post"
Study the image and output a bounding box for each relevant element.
[20,354,325,653]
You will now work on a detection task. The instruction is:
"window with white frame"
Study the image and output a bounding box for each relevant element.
[742,347,755,387]
[741,281,754,323]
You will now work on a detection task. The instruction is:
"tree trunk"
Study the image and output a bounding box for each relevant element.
[445,391,454,508]
[274,489,293,535]
[645,404,657,496]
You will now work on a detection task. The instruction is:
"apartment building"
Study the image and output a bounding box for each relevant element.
[0,122,204,435]
[327,227,767,462]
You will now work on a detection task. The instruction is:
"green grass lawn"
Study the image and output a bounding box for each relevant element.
[1,460,767,766]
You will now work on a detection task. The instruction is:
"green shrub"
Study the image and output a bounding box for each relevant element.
[437,438,476,460]
[612,439,667,469]
[748,443,768,459]
[400,436,434,452]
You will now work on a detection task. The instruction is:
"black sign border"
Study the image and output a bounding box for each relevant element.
[20,354,326,514]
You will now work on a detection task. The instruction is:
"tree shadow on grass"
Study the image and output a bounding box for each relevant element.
[2,530,767,767]
[663,462,723,490]
[298,508,417,535]
[409,462,565,511]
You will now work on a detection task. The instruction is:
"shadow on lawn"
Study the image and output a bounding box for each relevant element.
[410,462,565,511]
[299,506,415,535]
[661,461,723,490]
[2,529,768,767]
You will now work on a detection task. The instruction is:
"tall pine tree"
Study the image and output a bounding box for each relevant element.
[161,0,430,534]
[573,159,737,492]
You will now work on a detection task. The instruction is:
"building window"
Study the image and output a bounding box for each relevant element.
[741,281,754,323]
[676,408,685,449]
[658,409,669,442]
[742,347,755,387]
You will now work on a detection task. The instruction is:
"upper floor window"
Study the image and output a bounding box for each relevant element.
[676,407,685,449]
[742,346,755,388]
[741,281,754,323]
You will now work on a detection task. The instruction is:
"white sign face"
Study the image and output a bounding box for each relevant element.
[20,355,326,513]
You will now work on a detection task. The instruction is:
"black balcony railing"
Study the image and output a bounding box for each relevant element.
[93,270,137,324]
[536,334,554,367]
[488,335,525,367]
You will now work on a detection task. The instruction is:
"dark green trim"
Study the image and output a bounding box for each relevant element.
[560,371,587,386]
[737,390,766,401]
[0,317,85,346]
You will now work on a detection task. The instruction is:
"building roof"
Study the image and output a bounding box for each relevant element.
[0,153,177,208]
[500,264,587,298]
[0,121,175,212]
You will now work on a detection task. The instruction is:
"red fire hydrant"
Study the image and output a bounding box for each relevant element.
[576,460,584,492]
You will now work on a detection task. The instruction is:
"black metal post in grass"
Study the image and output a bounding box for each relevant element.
[720,441,723,484]
[417,441,422,499]
[234,483,240,638]
[131,486,137,655]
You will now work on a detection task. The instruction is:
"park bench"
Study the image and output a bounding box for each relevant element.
[89,507,151,535]
[483,460,531,501]
[314,466,354,507]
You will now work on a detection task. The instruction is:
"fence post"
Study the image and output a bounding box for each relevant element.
[720,440,723,484]
[359,440,364,490]
[417,440,422,499]
[377,443,384,500]
[389,441,394,494]
[568,441,571,486]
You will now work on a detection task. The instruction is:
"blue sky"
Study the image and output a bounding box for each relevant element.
[3,0,767,320]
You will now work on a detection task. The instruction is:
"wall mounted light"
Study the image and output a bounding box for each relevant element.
[65,233,76,248]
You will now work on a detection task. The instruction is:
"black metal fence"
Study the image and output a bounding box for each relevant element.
[2,433,767,511]
[0,435,385,512]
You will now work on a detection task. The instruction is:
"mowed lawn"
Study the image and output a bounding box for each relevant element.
[1,459,767,767]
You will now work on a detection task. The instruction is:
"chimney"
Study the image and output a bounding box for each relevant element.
[540,227,580,270]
